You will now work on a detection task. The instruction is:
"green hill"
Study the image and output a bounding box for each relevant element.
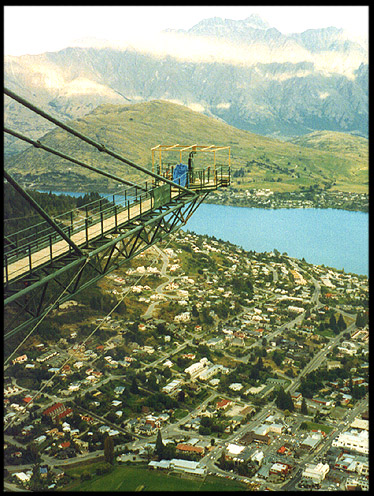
[4,100,368,194]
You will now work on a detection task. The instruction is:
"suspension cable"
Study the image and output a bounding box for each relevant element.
[4,257,91,367]
[4,230,180,431]
[4,87,193,195]
[4,126,143,191]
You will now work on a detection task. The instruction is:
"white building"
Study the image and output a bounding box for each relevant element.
[253,424,270,436]
[225,443,246,461]
[34,435,47,445]
[269,423,283,434]
[174,311,190,323]
[229,382,243,392]
[198,364,220,381]
[337,341,359,356]
[251,449,264,466]
[162,379,183,394]
[350,418,369,431]
[184,358,209,380]
[149,458,205,476]
[302,463,330,484]
[332,429,368,454]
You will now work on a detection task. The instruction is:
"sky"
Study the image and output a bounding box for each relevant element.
[4,5,369,56]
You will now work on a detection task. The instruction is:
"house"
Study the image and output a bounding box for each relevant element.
[185,358,209,380]
[34,435,47,445]
[224,443,252,464]
[59,441,71,449]
[311,397,334,408]
[13,471,32,484]
[162,379,182,394]
[253,424,270,437]
[108,429,120,436]
[98,425,111,434]
[12,354,28,365]
[216,398,232,410]
[239,431,271,446]
[269,423,283,434]
[43,402,72,422]
[139,423,157,436]
[251,449,264,466]
[39,466,48,478]
[350,418,368,431]
[229,382,243,392]
[176,443,204,457]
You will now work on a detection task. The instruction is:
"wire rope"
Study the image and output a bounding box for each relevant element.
[4,230,180,432]
[4,257,91,368]
[4,88,192,195]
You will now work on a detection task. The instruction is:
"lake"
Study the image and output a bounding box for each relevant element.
[41,191,368,276]
[184,204,368,276]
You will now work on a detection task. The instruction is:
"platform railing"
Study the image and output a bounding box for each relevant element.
[3,179,189,284]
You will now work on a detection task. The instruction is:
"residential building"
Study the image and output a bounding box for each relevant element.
[43,403,72,423]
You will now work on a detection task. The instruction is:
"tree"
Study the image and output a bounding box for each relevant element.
[144,445,154,462]
[104,436,114,464]
[130,376,139,394]
[177,390,186,403]
[337,314,347,331]
[275,387,294,412]
[191,304,199,318]
[301,397,308,415]
[329,314,337,332]
[256,356,264,371]
[355,312,367,328]
[155,429,164,460]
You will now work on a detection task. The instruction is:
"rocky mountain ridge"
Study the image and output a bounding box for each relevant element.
[4,15,368,156]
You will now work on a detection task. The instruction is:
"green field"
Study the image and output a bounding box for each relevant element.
[305,421,333,434]
[62,462,247,492]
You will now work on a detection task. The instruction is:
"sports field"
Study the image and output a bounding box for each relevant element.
[63,463,247,492]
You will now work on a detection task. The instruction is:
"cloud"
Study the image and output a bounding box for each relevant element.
[187,103,205,113]
[319,92,330,100]
[104,31,366,79]
[216,102,231,110]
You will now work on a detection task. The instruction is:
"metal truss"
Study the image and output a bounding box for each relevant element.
[4,192,207,339]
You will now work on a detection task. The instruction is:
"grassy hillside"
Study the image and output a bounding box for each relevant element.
[4,100,368,194]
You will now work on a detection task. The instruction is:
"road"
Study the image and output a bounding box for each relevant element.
[5,256,365,489]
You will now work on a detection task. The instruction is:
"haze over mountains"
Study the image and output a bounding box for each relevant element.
[4,14,368,157]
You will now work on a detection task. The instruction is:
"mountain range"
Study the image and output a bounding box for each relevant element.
[4,15,368,157]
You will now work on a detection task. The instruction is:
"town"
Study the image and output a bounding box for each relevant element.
[4,230,369,491]
[205,188,369,213]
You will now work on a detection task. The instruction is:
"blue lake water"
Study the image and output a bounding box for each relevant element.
[184,204,368,276]
[42,191,368,276]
